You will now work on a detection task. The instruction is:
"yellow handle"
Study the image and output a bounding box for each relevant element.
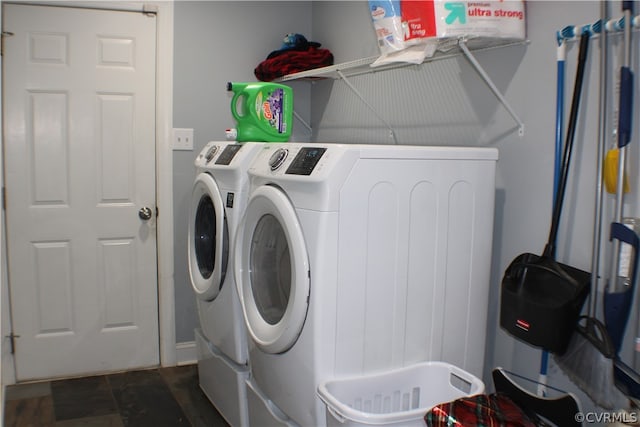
[604,148,630,194]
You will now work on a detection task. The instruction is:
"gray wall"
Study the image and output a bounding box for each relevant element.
[309,0,640,414]
[173,1,312,343]
[173,0,640,413]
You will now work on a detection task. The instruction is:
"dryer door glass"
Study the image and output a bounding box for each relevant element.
[235,185,310,354]
[249,214,291,325]
[194,195,215,279]
[194,193,228,288]
[189,173,228,301]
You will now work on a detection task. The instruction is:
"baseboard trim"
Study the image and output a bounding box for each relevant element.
[175,341,197,366]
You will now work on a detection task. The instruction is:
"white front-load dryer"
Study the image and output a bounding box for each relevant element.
[234,143,499,426]
[189,140,264,427]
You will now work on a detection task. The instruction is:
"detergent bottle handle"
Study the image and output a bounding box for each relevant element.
[227,82,246,122]
[230,91,244,121]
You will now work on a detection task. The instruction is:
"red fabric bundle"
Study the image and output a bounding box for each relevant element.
[254,47,334,82]
[424,393,540,427]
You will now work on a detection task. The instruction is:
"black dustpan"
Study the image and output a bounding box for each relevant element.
[501,249,590,354]
[500,32,592,356]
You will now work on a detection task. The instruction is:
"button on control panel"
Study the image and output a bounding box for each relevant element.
[204,145,218,163]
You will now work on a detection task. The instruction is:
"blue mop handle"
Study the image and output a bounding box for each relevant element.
[610,20,634,291]
[619,0,633,149]
[618,67,633,148]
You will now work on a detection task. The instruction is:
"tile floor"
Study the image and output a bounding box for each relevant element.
[4,364,230,427]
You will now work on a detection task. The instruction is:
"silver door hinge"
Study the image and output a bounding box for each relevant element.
[142,4,158,16]
[6,333,20,354]
[1,31,14,57]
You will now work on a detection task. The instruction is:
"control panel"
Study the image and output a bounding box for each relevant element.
[254,144,333,177]
[196,142,246,169]
[286,147,326,175]
[215,144,243,165]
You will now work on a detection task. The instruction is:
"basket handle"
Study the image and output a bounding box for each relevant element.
[449,365,484,394]
[317,385,347,424]
[326,405,346,424]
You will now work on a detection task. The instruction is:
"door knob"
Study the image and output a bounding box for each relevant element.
[138,207,153,220]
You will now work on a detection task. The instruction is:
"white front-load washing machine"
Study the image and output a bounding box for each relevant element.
[234,143,499,426]
[189,140,264,427]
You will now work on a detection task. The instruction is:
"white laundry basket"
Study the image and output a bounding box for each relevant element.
[317,362,484,427]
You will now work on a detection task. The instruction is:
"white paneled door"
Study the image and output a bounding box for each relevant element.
[3,4,159,381]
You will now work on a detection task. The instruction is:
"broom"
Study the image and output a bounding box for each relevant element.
[554,5,629,409]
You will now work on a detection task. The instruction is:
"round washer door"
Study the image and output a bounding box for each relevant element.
[235,185,310,354]
[188,172,229,301]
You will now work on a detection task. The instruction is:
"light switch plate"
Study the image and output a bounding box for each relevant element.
[173,128,194,151]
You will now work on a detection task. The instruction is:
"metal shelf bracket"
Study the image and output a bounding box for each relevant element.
[336,70,398,144]
[458,40,525,136]
[293,110,313,134]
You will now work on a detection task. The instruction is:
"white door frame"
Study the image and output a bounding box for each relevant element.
[1,0,176,384]
[1,0,4,408]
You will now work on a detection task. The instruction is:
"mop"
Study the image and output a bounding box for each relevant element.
[605,1,640,401]
[555,1,631,409]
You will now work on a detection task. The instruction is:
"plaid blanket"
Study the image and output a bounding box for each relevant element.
[425,394,544,427]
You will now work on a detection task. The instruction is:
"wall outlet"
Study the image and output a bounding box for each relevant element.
[173,128,194,151]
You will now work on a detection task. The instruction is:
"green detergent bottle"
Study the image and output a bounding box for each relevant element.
[227,82,293,142]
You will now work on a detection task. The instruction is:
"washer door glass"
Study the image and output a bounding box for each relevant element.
[188,173,229,301]
[235,185,310,354]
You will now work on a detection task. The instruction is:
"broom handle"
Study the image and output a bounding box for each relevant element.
[545,32,590,258]
[591,0,609,318]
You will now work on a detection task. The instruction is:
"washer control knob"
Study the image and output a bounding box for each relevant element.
[269,148,288,171]
[138,207,153,221]
[204,145,218,163]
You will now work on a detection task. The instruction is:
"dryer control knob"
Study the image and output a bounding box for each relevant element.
[269,148,288,171]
